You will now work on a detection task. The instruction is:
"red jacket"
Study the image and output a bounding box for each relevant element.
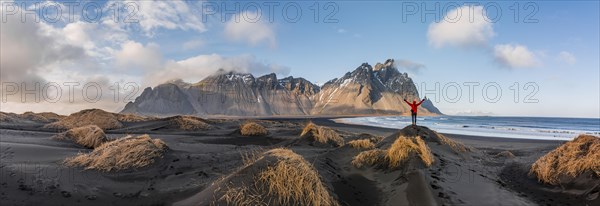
[404,99,425,113]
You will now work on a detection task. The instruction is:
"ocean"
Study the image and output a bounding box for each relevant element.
[335,116,600,141]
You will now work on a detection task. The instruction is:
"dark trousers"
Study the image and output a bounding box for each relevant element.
[411,111,417,125]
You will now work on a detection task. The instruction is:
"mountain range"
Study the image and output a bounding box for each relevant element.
[121,59,442,116]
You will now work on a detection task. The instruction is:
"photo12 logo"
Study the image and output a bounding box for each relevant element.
[1,82,140,104]
[401,1,539,23]
[1,1,139,23]
[418,82,540,103]
[198,1,339,23]
[1,1,341,24]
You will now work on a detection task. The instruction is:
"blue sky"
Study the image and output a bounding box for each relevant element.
[1,0,599,118]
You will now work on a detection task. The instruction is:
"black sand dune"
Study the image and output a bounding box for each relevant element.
[0,113,596,205]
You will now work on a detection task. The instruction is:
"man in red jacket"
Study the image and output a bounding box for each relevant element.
[404,98,426,125]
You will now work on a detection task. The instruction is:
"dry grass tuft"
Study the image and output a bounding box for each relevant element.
[368,135,384,144]
[53,125,108,148]
[240,122,268,136]
[115,113,155,122]
[347,139,375,150]
[21,112,64,123]
[434,131,470,153]
[219,185,265,206]
[387,136,434,168]
[166,116,212,130]
[300,122,344,147]
[495,151,516,159]
[64,134,167,171]
[352,136,434,169]
[1,111,63,123]
[530,135,600,185]
[257,148,338,206]
[352,149,386,168]
[0,112,15,122]
[219,148,339,206]
[44,109,123,130]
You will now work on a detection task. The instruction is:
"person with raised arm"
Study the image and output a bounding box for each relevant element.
[404,97,426,126]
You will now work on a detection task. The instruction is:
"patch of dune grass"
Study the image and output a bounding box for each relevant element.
[352,136,434,169]
[0,112,14,122]
[64,134,167,171]
[2,111,64,123]
[220,186,265,206]
[167,116,212,130]
[53,125,108,148]
[387,136,433,168]
[240,122,268,136]
[116,113,155,122]
[300,122,344,147]
[348,139,375,150]
[495,151,516,159]
[21,111,63,123]
[257,149,338,206]
[352,149,385,168]
[44,109,123,130]
[433,131,470,153]
[219,148,339,206]
[530,135,600,185]
[368,135,384,144]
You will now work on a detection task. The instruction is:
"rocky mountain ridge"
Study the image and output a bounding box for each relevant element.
[121,59,442,116]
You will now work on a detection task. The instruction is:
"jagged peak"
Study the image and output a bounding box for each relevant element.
[225,73,254,84]
[208,68,253,78]
[192,69,256,87]
[374,59,398,72]
[277,76,292,82]
[256,73,278,81]
[163,79,192,88]
[360,62,372,70]
[384,59,394,67]
[279,76,313,83]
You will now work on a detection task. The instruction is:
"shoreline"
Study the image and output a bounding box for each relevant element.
[323,117,566,144]
[329,116,586,142]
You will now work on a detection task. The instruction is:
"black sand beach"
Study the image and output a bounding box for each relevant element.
[0,116,596,206]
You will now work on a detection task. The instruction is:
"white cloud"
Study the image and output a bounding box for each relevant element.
[117,0,206,35]
[0,5,86,86]
[183,39,205,50]
[0,1,285,114]
[0,3,141,113]
[224,11,276,47]
[0,74,141,115]
[144,54,290,86]
[428,5,495,48]
[395,59,425,74]
[62,22,95,49]
[493,44,539,68]
[337,28,347,33]
[115,41,163,70]
[558,51,576,64]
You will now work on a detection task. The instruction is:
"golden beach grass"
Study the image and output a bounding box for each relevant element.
[64,134,167,171]
[53,125,108,148]
[530,135,600,185]
[240,122,269,136]
[300,122,344,147]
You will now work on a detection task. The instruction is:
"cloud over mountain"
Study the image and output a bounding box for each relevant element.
[224,11,276,48]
